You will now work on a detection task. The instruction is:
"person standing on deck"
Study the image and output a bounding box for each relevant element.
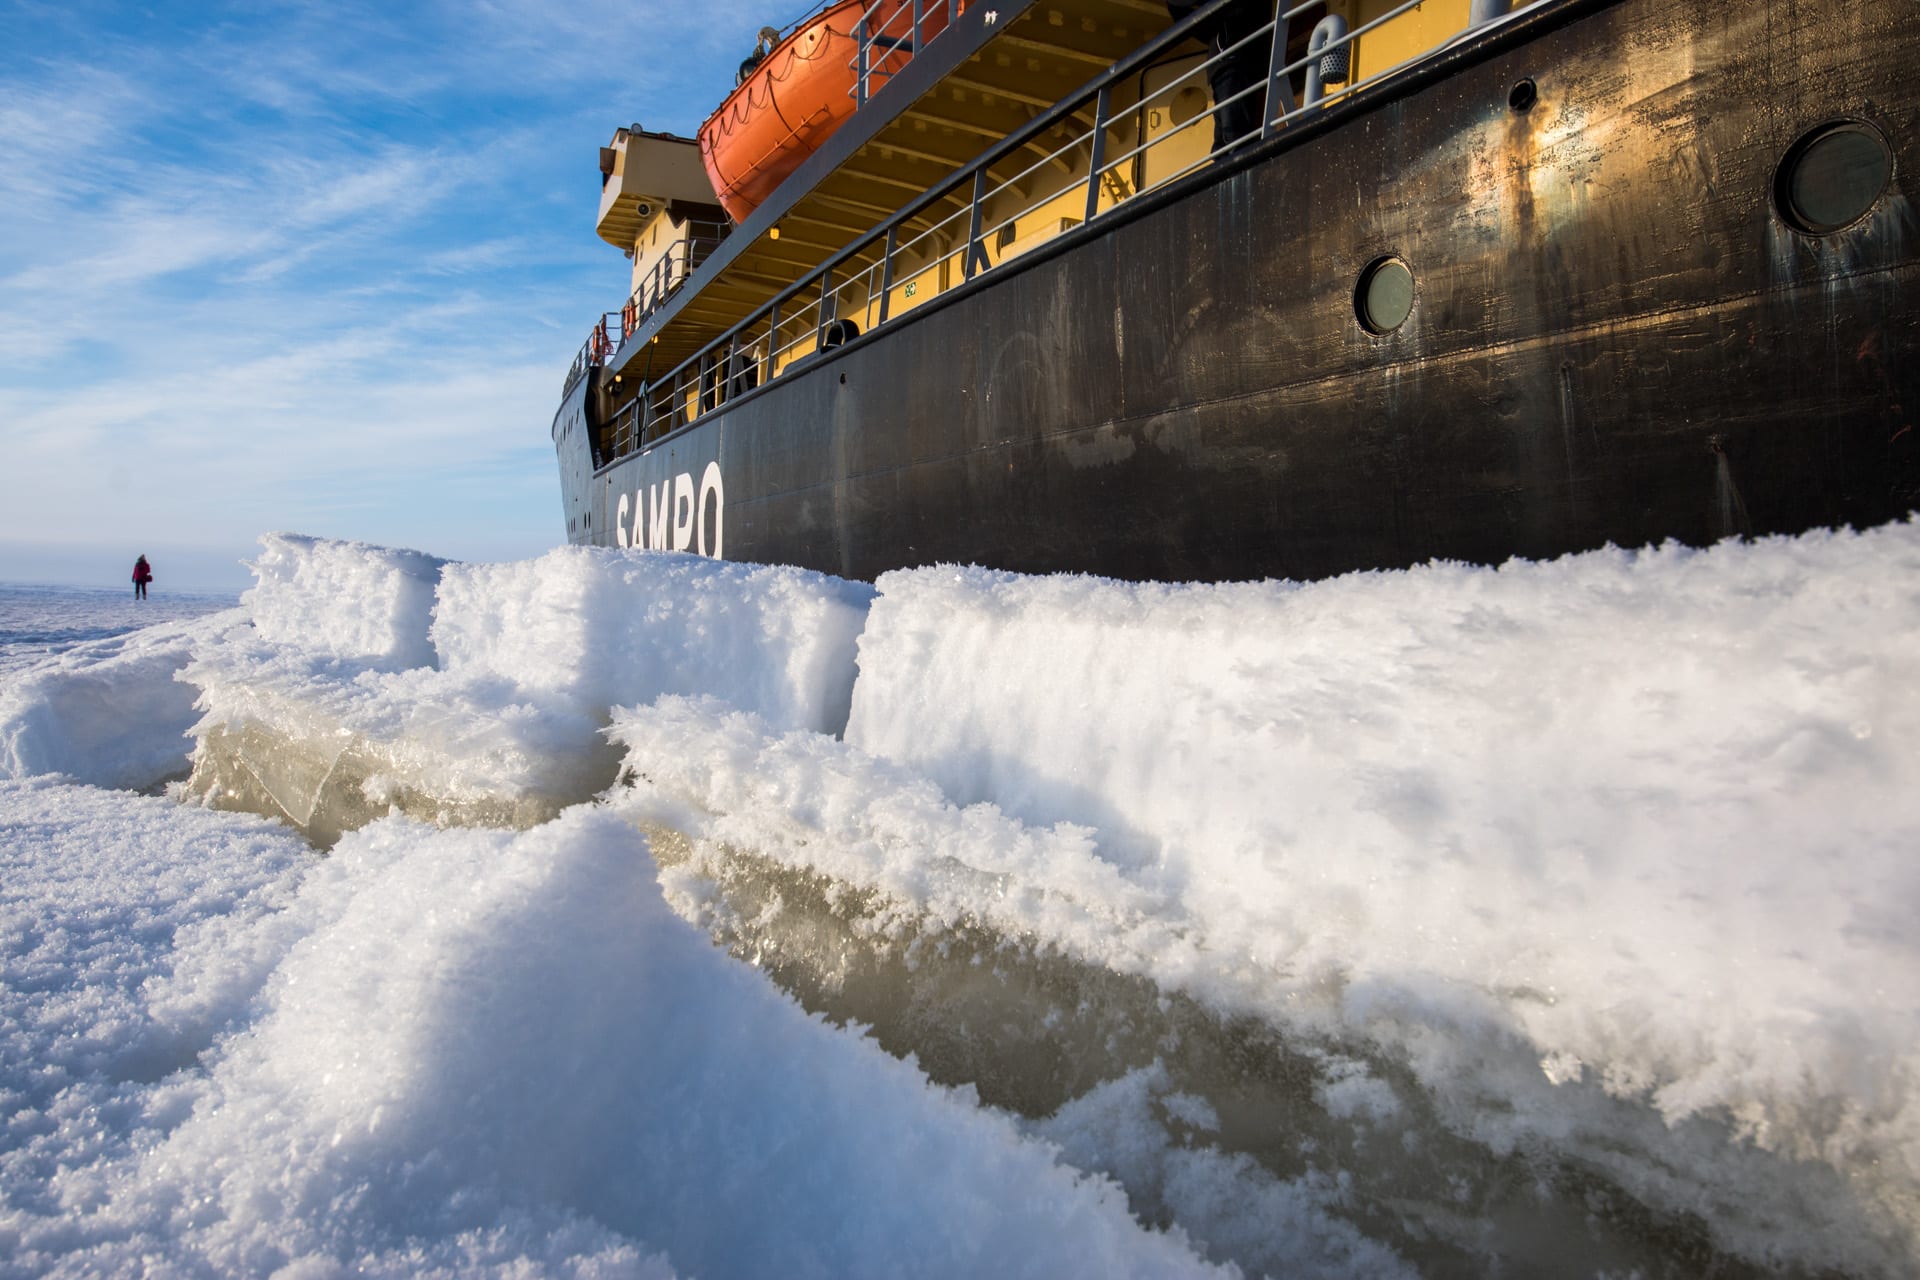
[1166,0,1277,152]
[132,555,152,600]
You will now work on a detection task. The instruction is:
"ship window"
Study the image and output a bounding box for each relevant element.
[1355,256,1414,334]
[1775,121,1892,234]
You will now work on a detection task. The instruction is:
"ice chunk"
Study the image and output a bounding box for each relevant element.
[184,543,874,843]
[433,545,873,736]
[610,523,1920,1275]
[244,531,445,670]
[0,609,246,789]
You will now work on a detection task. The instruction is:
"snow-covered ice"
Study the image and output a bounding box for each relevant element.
[0,588,242,790]
[0,780,1209,1277]
[175,535,872,842]
[2,523,1917,1277]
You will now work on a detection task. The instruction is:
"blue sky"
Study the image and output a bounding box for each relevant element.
[1,0,770,589]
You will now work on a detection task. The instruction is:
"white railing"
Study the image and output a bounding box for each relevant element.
[853,0,966,106]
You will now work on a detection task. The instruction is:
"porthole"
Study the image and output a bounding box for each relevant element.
[1508,78,1537,113]
[1775,121,1892,234]
[1355,256,1415,334]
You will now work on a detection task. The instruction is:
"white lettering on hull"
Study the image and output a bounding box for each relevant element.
[697,461,722,557]
[672,473,695,550]
[620,462,725,559]
[648,479,670,551]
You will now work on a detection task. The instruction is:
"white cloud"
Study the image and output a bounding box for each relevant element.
[0,0,777,567]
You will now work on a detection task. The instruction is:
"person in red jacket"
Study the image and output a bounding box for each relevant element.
[132,554,153,600]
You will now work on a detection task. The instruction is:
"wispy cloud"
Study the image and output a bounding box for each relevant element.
[0,138,481,363]
[0,63,150,208]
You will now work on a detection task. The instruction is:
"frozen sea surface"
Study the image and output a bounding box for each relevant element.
[0,583,236,677]
[1,526,1916,1278]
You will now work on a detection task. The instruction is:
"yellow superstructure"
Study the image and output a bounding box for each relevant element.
[597,127,729,313]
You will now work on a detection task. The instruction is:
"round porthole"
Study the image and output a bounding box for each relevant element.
[1775,121,1893,234]
[1356,256,1415,334]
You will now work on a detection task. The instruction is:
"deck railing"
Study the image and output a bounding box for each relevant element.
[563,220,732,396]
[588,0,1539,447]
[853,0,965,106]
[623,220,732,339]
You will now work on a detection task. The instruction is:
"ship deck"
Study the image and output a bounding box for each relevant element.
[608,0,1166,381]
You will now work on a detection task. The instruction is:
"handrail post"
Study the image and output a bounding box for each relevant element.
[912,0,923,49]
[1084,84,1112,223]
[766,298,781,378]
[856,15,871,106]
[964,168,988,280]
[1261,1,1298,139]
[817,269,835,343]
[1469,0,1510,25]
[877,225,898,324]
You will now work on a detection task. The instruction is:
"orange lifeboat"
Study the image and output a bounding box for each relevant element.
[700,0,958,224]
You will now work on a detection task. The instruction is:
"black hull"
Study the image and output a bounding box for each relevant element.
[556,0,1919,583]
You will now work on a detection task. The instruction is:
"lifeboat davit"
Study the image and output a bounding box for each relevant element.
[700,1,955,224]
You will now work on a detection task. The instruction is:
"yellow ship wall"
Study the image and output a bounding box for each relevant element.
[1347,0,1473,83]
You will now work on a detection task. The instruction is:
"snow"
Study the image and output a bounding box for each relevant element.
[1,782,1205,1277]
[3,524,1918,1276]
